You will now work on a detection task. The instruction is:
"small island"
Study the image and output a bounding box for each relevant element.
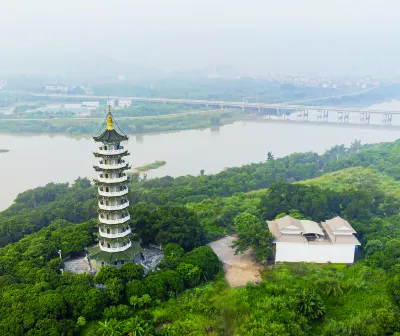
[0,149,9,153]
[135,160,166,172]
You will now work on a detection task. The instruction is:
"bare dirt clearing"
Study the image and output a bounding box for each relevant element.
[208,236,263,287]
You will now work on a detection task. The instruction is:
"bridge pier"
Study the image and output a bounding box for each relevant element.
[297,109,308,121]
[382,113,392,126]
[323,110,329,122]
[338,111,349,123]
[360,112,371,124]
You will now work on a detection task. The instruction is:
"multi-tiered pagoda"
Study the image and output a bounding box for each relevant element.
[88,106,142,269]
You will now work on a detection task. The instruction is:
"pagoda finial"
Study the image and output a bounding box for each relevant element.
[106,105,113,130]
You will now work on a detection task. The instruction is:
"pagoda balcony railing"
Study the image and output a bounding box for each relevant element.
[97,161,127,170]
[98,188,128,197]
[99,241,132,252]
[99,214,131,224]
[96,147,127,155]
[99,228,131,238]
[99,201,130,211]
[98,175,128,183]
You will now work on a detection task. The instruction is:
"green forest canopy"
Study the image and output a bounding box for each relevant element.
[1,139,400,334]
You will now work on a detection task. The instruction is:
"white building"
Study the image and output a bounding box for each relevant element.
[118,99,132,108]
[45,85,68,92]
[267,216,360,264]
[82,101,100,110]
[63,103,82,109]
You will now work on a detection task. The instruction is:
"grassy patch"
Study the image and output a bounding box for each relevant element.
[135,160,167,172]
[298,166,400,201]
[0,149,9,153]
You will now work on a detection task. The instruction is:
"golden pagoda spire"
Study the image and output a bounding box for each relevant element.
[106,105,113,130]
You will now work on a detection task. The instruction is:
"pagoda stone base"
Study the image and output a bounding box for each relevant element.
[87,241,143,271]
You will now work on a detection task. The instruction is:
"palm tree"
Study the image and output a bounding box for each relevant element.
[97,318,123,336]
[267,151,275,161]
[141,294,151,309]
[123,317,151,336]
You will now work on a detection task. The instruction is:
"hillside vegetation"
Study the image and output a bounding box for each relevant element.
[1,139,400,335]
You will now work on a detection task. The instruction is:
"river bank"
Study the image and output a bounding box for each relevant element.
[0,109,245,136]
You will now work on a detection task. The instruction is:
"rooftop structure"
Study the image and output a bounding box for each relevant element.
[88,106,142,270]
[267,215,360,263]
[118,99,132,108]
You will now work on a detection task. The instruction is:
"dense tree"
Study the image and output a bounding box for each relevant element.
[232,213,274,263]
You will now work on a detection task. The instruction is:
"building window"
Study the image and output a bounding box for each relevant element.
[121,260,125,265]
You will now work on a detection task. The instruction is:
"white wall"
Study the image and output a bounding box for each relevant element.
[275,243,356,263]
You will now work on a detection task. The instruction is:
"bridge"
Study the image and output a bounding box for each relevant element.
[30,93,400,127]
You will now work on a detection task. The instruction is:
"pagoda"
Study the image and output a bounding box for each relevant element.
[88,106,142,269]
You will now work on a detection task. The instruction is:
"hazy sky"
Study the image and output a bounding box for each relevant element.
[1,0,400,76]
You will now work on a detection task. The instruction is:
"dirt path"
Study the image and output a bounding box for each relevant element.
[208,236,263,287]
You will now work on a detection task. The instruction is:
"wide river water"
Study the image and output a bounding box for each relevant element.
[1,100,400,211]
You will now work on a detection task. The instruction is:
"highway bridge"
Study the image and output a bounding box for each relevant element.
[30,93,400,126]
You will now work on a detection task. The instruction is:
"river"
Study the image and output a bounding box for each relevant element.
[1,100,400,211]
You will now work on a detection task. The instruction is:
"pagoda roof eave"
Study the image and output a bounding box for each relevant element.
[93,129,128,143]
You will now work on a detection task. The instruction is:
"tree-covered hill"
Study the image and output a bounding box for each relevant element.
[2,138,400,334]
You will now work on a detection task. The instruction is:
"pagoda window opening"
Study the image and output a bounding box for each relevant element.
[107,228,110,234]
[105,173,109,178]
[107,243,111,248]
[105,187,109,192]
[104,146,108,150]
[121,260,125,265]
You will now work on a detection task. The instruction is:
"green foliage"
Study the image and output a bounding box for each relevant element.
[119,263,144,283]
[131,204,206,250]
[77,316,86,327]
[294,288,326,320]
[182,246,222,280]
[232,213,274,263]
[103,305,131,320]
[177,263,202,288]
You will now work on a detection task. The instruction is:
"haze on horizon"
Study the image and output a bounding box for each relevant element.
[1,0,399,77]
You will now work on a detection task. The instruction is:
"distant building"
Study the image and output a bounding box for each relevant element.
[118,99,132,108]
[267,216,360,263]
[63,103,82,109]
[45,85,68,92]
[82,101,100,110]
